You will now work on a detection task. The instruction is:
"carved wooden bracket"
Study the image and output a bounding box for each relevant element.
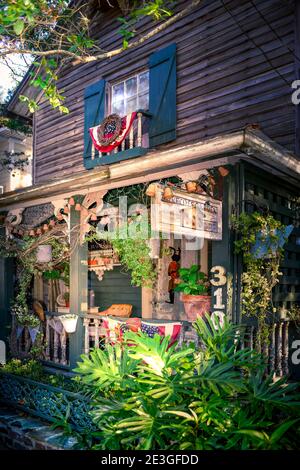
[80,190,107,244]
[52,199,70,239]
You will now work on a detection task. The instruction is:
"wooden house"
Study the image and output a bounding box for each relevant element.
[0,0,299,379]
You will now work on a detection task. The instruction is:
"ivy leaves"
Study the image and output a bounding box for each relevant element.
[232,211,288,343]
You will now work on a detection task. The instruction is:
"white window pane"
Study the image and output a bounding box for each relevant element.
[126,97,137,114]
[138,92,149,110]
[112,82,124,103]
[126,76,137,98]
[139,71,149,92]
[112,99,125,116]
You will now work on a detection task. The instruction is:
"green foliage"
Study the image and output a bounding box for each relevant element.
[0,358,83,393]
[232,212,288,343]
[86,227,156,288]
[175,264,209,295]
[75,316,300,450]
[0,0,175,114]
[0,358,43,380]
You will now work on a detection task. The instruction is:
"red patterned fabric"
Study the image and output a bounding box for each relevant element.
[101,317,182,346]
[89,112,137,153]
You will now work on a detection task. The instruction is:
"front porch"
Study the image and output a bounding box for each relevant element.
[0,128,299,377]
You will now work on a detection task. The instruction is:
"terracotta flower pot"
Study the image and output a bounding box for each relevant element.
[180,294,211,322]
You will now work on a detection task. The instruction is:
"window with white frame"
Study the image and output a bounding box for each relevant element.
[110,71,149,116]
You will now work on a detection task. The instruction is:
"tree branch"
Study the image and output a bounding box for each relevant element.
[0,0,201,65]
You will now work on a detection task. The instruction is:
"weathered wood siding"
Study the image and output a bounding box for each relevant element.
[34,0,295,183]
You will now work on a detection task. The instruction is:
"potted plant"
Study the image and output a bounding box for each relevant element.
[251,224,294,259]
[175,265,211,321]
[63,291,70,308]
[59,314,78,333]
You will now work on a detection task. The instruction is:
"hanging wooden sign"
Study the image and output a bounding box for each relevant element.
[151,184,222,240]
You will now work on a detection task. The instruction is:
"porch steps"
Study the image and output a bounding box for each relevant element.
[0,407,78,450]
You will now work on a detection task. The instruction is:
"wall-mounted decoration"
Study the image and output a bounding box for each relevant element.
[151,184,222,240]
[22,203,54,228]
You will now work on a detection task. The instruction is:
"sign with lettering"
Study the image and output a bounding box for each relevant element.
[151,185,222,240]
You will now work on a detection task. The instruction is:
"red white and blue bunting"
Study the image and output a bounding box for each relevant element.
[89,112,137,153]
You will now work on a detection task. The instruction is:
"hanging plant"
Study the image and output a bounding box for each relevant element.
[85,223,157,289]
[232,211,292,343]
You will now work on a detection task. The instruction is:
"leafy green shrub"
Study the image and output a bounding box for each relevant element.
[75,316,300,450]
[0,359,81,393]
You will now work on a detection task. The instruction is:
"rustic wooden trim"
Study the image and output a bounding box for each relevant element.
[0,130,299,211]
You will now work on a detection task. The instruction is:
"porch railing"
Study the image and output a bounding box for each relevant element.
[10,313,296,379]
[10,312,69,367]
[44,312,69,366]
[241,319,292,377]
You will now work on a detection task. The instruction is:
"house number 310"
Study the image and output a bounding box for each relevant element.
[210,266,227,327]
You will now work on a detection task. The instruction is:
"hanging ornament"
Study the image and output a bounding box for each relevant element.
[50,219,56,227]
[29,229,35,236]
[63,205,69,214]
[75,203,81,211]
[69,197,75,206]
[90,213,98,222]
[43,224,49,231]
[218,166,229,177]
[36,228,42,235]
[146,183,157,197]
[185,181,197,193]
[163,187,174,200]
[56,212,63,221]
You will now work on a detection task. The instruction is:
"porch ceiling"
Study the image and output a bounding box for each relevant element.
[0,128,299,211]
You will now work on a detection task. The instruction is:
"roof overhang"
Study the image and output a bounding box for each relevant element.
[0,128,299,211]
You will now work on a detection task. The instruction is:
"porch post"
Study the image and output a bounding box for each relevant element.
[69,204,88,369]
[0,228,14,348]
[211,167,237,324]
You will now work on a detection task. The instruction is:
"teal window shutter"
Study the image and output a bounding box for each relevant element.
[148,43,177,147]
[83,79,106,167]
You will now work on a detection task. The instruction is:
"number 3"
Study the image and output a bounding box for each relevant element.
[210,266,226,286]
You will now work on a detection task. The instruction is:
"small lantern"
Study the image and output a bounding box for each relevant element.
[185,181,197,193]
[90,213,97,221]
[69,197,75,206]
[56,212,63,221]
[36,244,52,263]
[75,203,81,211]
[36,228,42,235]
[163,187,173,200]
[50,219,56,227]
[43,224,49,232]
[63,205,69,214]
[29,229,35,236]
[146,183,157,197]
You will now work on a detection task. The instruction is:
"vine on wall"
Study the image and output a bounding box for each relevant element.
[232,211,290,343]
